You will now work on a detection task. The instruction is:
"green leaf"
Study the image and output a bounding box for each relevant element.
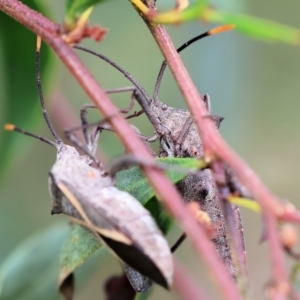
[144,197,173,235]
[203,8,300,45]
[64,0,108,29]
[0,0,55,185]
[59,224,103,288]
[0,223,69,300]
[115,157,206,205]
[0,223,106,300]
[135,289,152,300]
[228,196,261,213]
[115,157,205,233]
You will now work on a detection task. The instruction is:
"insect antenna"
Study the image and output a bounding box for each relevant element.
[73,45,151,107]
[73,45,162,127]
[4,124,57,147]
[5,38,66,148]
[171,233,186,253]
[36,36,64,146]
[153,24,235,101]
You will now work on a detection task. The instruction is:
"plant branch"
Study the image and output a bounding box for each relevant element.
[0,0,240,299]
[0,0,60,33]
[264,212,289,297]
[131,0,297,295]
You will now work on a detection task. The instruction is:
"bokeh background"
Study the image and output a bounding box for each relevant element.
[1,0,300,299]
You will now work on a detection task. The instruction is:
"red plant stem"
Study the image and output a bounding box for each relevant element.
[0,1,241,299]
[265,212,289,298]
[0,0,60,33]
[139,3,291,291]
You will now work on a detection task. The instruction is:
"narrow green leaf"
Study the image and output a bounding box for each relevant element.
[59,224,102,287]
[144,197,173,235]
[135,289,152,300]
[228,196,261,213]
[152,0,208,24]
[115,157,205,234]
[151,0,300,44]
[115,157,206,205]
[0,0,55,185]
[203,8,300,45]
[0,223,69,300]
[64,0,108,29]
[0,223,105,300]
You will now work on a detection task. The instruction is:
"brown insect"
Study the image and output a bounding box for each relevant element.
[4,37,173,290]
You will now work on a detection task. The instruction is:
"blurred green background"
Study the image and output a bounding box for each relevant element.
[1,0,300,299]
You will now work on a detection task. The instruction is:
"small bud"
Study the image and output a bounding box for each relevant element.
[280,223,298,249]
[187,202,211,226]
[195,210,211,226]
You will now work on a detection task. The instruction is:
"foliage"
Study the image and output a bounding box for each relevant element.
[0,224,69,300]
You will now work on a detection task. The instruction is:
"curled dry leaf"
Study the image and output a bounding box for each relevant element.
[61,23,108,44]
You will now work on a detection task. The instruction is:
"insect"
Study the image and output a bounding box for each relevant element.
[74,24,247,279]
[4,37,173,290]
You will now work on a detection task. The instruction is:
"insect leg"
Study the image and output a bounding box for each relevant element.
[170,233,187,253]
[80,103,96,149]
[105,86,139,114]
[73,45,165,134]
[202,93,211,113]
[80,87,144,154]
